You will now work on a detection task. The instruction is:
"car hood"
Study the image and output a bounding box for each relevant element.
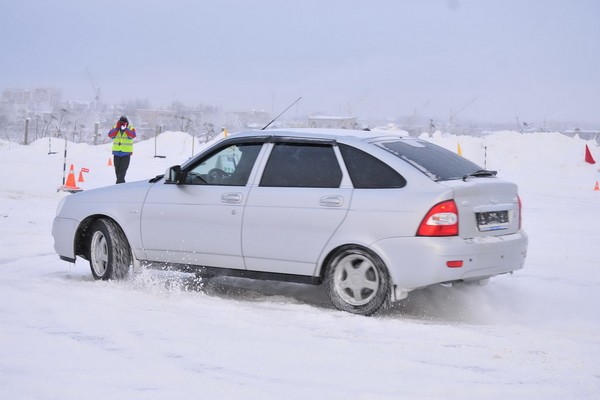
[65,179,154,203]
[57,179,155,222]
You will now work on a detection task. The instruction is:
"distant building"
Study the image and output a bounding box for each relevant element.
[136,109,178,130]
[308,116,357,129]
[0,101,28,117]
[2,88,61,105]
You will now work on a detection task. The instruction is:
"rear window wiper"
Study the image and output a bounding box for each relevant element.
[463,169,497,181]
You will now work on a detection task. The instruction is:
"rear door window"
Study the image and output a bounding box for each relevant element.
[260,143,342,188]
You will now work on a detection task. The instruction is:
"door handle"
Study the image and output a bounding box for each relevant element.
[221,193,243,204]
[320,195,344,207]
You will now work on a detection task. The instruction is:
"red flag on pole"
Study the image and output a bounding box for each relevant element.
[585,145,596,164]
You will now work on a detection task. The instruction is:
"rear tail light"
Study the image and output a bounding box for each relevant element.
[417,200,459,236]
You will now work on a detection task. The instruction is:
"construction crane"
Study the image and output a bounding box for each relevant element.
[347,90,371,116]
[415,99,430,118]
[449,97,477,125]
[86,68,101,111]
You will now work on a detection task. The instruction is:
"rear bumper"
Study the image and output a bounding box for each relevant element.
[372,229,528,290]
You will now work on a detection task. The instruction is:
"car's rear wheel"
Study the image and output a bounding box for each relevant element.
[324,247,391,316]
[88,218,131,280]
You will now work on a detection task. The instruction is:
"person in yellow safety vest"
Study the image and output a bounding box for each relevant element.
[108,116,136,184]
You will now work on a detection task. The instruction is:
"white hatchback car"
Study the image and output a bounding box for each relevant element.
[52,129,528,315]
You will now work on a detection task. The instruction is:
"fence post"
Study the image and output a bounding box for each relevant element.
[93,122,99,145]
[24,118,30,145]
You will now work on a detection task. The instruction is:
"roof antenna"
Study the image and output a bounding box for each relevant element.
[261,97,302,130]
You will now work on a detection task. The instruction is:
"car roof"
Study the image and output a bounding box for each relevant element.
[229,128,414,144]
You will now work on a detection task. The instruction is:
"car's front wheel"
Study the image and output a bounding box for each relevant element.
[88,218,131,280]
[324,247,391,316]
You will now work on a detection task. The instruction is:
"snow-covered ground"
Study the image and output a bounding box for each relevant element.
[1,129,599,399]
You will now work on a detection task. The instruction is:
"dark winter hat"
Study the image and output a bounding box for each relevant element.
[119,116,129,123]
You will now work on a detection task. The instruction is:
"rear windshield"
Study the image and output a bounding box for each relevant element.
[375,139,483,181]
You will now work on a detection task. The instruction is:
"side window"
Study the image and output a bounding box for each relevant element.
[260,143,342,188]
[339,144,406,188]
[184,143,262,186]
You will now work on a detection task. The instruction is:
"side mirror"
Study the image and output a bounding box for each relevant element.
[165,165,182,184]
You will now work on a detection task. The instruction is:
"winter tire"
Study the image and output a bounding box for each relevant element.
[88,218,131,280]
[324,247,391,316]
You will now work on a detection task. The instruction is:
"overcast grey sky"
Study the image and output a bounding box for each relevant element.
[1,0,599,125]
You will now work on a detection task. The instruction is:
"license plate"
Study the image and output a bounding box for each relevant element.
[476,210,509,231]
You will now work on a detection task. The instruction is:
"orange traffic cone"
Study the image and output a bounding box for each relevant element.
[78,170,85,182]
[65,165,79,188]
[594,181,599,191]
[108,157,113,166]
[59,164,82,193]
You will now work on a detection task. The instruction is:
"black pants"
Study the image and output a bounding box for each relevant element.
[114,155,131,184]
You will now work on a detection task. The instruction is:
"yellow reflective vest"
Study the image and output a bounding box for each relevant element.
[110,125,136,154]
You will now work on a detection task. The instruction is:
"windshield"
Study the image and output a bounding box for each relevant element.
[375,138,484,181]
